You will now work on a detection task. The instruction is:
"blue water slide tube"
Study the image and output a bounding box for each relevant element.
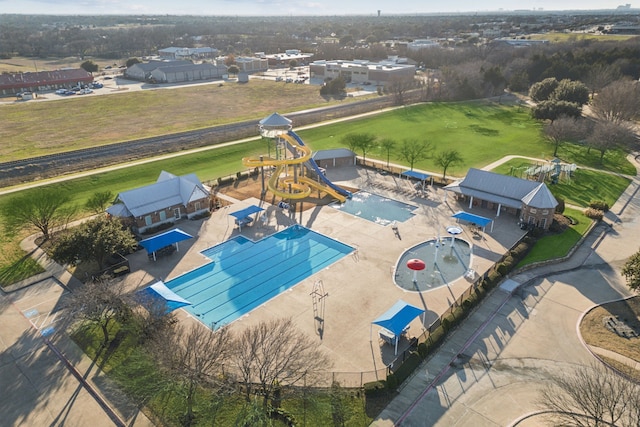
[287,130,352,199]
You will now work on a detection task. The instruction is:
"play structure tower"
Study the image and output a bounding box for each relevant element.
[244,112,351,203]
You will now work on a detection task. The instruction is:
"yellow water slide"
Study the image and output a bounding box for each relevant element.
[242,133,346,202]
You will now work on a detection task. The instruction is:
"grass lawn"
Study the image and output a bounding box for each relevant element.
[580,296,640,381]
[492,157,632,208]
[516,208,592,268]
[298,101,548,177]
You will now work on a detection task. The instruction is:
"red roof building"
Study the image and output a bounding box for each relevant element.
[0,69,93,96]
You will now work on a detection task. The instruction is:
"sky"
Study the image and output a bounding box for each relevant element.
[0,0,632,16]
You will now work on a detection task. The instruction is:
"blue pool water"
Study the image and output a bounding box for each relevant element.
[164,225,353,328]
[332,191,417,225]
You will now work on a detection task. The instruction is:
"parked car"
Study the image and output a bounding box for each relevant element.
[104,76,113,80]
[275,76,283,82]
[90,82,103,89]
[55,88,67,94]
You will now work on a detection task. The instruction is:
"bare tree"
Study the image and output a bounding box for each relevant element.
[385,76,418,105]
[379,138,396,168]
[64,276,132,346]
[622,249,640,291]
[591,80,640,124]
[434,149,464,179]
[543,116,586,157]
[149,322,234,426]
[398,139,433,171]
[1,187,76,241]
[232,317,332,408]
[85,191,114,215]
[583,64,621,98]
[587,120,637,163]
[341,132,377,164]
[538,363,640,427]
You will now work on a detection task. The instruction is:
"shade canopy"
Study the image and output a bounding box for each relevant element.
[139,228,193,254]
[451,211,492,227]
[136,280,191,312]
[407,259,426,271]
[229,205,264,220]
[401,170,430,181]
[372,300,425,337]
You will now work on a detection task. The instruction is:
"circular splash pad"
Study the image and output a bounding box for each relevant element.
[395,238,472,291]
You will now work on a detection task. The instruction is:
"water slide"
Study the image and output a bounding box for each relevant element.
[242,131,350,202]
[286,130,352,201]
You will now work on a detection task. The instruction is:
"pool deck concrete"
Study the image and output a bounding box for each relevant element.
[123,165,526,385]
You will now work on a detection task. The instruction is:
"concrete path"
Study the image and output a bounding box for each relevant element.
[373,156,640,426]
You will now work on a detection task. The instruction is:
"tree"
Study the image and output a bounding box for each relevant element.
[233,317,332,408]
[80,60,98,74]
[584,64,620,97]
[1,188,75,241]
[543,116,586,157]
[482,66,506,98]
[385,76,417,105]
[587,120,636,163]
[622,249,640,291]
[224,54,235,67]
[591,80,640,124]
[538,363,640,427]
[288,59,298,69]
[552,79,590,106]
[125,57,141,68]
[320,76,346,97]
[529,77,558,102]
[227,64,239,76]
[435,149,464,179]
[64,276,132,345]
[85,191,113,215]
[50,215,137,271]
[379,138,396,168]
[149,322,234,426]
[398,139,433,171]
[531,100,582,122]
[341,133,376,165]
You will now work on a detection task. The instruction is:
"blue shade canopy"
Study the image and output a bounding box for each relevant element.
[229,205,264,219]
[401,170,430,181]
[139,228,193,254]
[137,281,191,312]
[451,211,493,227]
[372,300,424,337]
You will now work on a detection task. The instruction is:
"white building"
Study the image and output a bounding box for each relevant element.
[309,57,415,86]
[407,39,440,52]
[158,47,219,60]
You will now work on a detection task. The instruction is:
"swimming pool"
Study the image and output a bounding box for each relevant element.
[163,225,353,328]
[332,191,417,225]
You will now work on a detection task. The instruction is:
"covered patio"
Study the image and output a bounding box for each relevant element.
[371,300,425,355]
[229,205,264,231]
[139,228,193,261]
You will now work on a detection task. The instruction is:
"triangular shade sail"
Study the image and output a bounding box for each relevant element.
[139,228,193,254]
[372,300,425,337]
[451,211,492,228]
[137,280,191,312]
[229,205,264,220]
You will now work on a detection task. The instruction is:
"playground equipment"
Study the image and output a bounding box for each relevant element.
[243,113,351,203]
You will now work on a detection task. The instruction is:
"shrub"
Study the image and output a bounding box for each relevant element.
[589,200,609,212]
[363,380,387,397]
[555,197,566,214]
[510,242,530,260]
[441,318,451,332]
[584,207,604,220]
[417,342,428,358]
[386,373,399,391]
[462,299,473,310]
[496,262,509,276]
[393,353,422,385]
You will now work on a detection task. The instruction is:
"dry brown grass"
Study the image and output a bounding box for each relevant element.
[580,297,640,373]
[0,67,368,162]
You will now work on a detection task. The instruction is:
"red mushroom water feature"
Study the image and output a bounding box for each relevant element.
[407,258,426,283]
